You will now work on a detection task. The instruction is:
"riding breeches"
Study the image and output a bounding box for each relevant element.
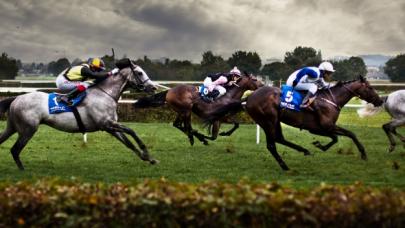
[294,82,318,94]
[56,73,91,93]
[203,77,227,97]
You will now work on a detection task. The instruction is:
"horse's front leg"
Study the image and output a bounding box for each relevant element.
[105,121,157,164]
[219,121,239,136]
[309,130,338,151]
[332,125,367,160]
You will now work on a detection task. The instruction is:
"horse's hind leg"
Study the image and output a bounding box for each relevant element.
[0,124,16,145]
[333,126,367,160]
[383,119,405,152]
[275,122,310,155]
[258,120,289,170]
[10,131,36,170]
[173,114,197,145]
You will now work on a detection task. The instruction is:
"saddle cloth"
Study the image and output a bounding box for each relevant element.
[280,85,304,111]
[48,92,86,114]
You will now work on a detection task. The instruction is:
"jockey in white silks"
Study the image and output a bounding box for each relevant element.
[286,61,335,108]
[202,66,242,101]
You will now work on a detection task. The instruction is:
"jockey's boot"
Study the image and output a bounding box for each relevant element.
[57,87,81,106]
[300,92,316,109]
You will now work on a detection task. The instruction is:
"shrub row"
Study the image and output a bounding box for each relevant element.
[0,179,404,227]
[0,95,253,123]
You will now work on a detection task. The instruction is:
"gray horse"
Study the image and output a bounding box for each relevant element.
[0,60,158,170]
[358,90,405,152]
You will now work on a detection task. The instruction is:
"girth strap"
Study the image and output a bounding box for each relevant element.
[71,106,86,134]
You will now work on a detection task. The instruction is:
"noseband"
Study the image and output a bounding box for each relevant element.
[129,64,151,91]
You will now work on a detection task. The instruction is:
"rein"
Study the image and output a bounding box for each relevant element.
[95,85,120,102]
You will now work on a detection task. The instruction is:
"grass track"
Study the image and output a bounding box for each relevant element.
[0,109,404,188]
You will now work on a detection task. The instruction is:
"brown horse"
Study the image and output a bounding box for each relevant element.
[134,74,263,145]
[207,75,383,170]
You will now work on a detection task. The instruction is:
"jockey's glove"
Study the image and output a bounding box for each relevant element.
[111,68,120,75]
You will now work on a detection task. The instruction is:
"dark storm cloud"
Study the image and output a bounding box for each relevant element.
[0,0,404,63]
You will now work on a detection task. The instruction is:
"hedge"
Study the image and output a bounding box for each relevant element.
[0,179,405,227]
[0,95,253,123]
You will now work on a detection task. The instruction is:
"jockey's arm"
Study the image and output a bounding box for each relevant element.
[81,67,110,79]
[213,75,229,85]
[293,68,318,86]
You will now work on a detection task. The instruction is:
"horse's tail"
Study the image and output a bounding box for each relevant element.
[203,101,244,125]
[0,97,16,114]
[357,96,387,118]
[133,90,168,108]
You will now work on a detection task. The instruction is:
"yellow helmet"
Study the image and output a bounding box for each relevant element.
[88,57,105,71]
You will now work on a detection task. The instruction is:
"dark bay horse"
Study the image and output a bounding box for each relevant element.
[207,76,383,170]
[134,74,263,145]
[0,60,158,170]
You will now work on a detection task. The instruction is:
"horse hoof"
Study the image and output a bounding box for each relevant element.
[203,141,209,145]
[361,155,368,161]
[388,145,395,153]
[303,151,311,156]
[150,159,159,165]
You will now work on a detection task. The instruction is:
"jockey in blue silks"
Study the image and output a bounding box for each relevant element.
[286,61,335,108]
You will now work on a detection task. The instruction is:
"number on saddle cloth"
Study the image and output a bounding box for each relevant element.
[280,85,304,111]
[48,92,87,114]
[199,85,210,97]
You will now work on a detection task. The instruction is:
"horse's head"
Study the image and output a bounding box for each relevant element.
[235,72,264,91]
[352,75,383,106]
[116,59,157,94]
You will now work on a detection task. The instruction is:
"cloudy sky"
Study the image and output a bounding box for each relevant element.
[1,0,404,63]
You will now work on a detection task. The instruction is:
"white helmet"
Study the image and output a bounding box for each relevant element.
[229,66,241,76]
[318,61,335,72]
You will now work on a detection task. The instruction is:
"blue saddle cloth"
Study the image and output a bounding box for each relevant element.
[280,85,304,111]
[199,85,209,97]
[48,92,86,114]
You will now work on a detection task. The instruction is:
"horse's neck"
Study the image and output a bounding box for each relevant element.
[324,83,357,107]
[226,86,245,99]
[90,75,127,101]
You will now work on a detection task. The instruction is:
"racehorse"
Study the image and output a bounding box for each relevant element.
[357,89,405,152]
[134,73,263,145]
[206,75,383,170]
[0,59,158,170]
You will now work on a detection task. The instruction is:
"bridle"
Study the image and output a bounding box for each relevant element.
[128,63,151,91]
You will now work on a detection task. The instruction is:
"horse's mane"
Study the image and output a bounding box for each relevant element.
[115,58,133,70]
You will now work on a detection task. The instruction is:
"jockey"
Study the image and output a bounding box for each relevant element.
[55,57,119,105]
[286,61,335,108]
[203,66,242,101]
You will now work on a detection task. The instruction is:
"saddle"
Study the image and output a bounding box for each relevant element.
[280,85,307,111]
[198,85,215,103]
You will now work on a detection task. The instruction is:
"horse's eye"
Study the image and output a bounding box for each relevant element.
[137,72,143,76]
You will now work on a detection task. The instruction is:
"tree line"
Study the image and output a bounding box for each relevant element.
[1,47,405,82]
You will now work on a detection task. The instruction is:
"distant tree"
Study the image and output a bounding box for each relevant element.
[47,61,56,75]
[384,54,405,82]
[331,56,367,81]
[101,54,115,70]
[71,58,83,66]
[0,52,18,79]
[227,51,262,74]
[261,62,293,81]
[284,46,322,69]
[200,51,229,75]
[48,58,70,76]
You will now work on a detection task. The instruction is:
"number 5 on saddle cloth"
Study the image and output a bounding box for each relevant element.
[280,85,304,111]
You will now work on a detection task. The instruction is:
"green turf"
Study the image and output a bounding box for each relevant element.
[0,109,404,188]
